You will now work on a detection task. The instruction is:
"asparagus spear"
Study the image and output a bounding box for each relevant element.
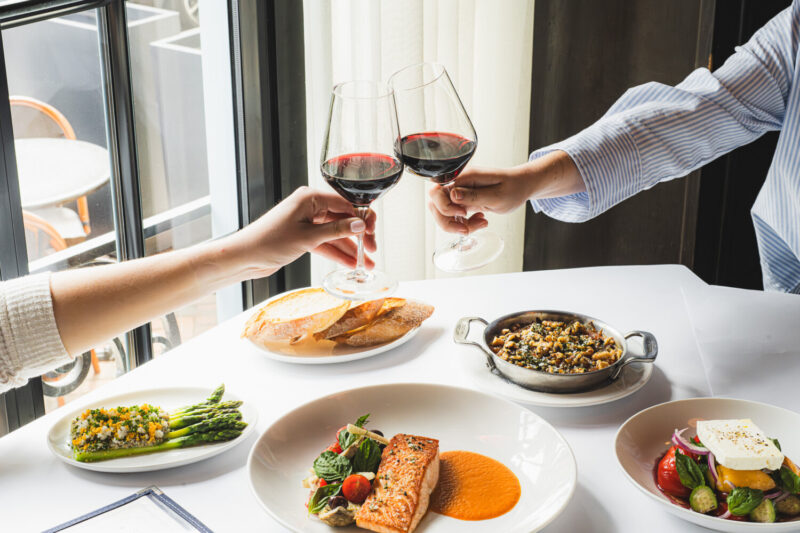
[171,400,242,417]
[168,409,242,430]
[166,414,247,439]
[74,429,243,462]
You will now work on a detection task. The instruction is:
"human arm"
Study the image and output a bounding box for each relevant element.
[51,187,375,355]
[430,2,797,230]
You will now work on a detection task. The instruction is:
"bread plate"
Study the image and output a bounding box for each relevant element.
[47,386,257,473]
[248,382,576,532]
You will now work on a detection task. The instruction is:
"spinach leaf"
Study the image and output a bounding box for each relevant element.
[675,450,705,490]
[770,438,782,452]
[777,465,800,494]
[338,413,370,450]
[353,437,383,473]
[727,487,764,516]
[308,483,342,514]
[312,451,352,483]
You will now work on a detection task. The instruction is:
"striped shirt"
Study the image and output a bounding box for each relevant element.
[530,1,800,293]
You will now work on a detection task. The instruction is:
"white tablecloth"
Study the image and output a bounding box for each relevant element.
[1,264,777,532]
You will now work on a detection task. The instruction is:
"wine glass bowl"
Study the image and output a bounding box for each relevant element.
[320,80,402,300]
[389,62,504,272]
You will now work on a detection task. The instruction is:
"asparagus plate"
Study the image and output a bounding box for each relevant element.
[47,386,257,473]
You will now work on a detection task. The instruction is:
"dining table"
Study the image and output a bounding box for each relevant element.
[1,264,795,532]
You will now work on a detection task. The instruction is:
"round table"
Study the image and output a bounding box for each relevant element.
[15,137,110,209]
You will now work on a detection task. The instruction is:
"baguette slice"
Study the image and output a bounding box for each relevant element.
[241,288,349,343]
[313,298,389,340]
[332,301,434,347]
[355,434,440,533]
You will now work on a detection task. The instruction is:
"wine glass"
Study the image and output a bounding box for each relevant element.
[389,62,504,272]
[320,80,403,300]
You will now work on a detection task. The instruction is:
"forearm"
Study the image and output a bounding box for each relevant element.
[50,238,252,355]
[509,150,585,200]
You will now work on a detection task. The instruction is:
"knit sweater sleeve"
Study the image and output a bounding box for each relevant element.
[0,273,71,393]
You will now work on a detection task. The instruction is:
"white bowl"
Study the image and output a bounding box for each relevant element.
[248,382,577,532]
[615,397,800,532]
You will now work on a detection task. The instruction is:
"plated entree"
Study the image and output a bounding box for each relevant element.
[69,384,246,462]
[657,419,800,522]
[490,317,621,374]
[303,414,439,532]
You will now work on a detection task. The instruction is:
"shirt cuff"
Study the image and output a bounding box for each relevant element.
[529,117,641,222]
[0,272,71,391]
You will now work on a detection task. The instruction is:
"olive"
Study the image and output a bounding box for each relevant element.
[328,495,347,509]
[370,429,384,437]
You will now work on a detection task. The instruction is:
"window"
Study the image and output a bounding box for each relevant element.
[0,0,242,432]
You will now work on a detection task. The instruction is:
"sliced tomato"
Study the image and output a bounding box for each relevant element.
[326,442,343,454]
[342,474,372,504]
[318,478,328,488]
[658,446,691,498]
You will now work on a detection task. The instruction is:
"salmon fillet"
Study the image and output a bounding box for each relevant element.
[355,434,440,533]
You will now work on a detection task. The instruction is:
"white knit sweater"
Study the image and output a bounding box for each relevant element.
[0,273,71,393]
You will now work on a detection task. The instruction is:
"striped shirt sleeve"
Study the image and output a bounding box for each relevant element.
[529,2,798,222]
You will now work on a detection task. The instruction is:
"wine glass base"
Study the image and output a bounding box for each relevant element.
[433,230,504,272]
[322,269,398,301]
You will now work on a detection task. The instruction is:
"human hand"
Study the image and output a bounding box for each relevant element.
[428,166,531,234]
[226,187,377,279]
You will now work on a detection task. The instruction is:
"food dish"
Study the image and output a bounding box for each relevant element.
[243,288,433,363]
[616,397,800,532]
[248,383,576,532]
[48,386,257,473]
[654,419,799,523]
[490,317,622,373]
[455,311,657,393]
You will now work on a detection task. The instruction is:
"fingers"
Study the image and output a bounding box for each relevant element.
[428,185,467,217]
[449,183,501,210]
[451,166,504,189]
[313,241,376,270]
[464,212,489,232]
[303,188,357,223]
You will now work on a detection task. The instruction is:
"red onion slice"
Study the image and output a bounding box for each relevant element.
[771,491,790,502]
[672,427,709,455]
[707,452,720,488]
[719,509,732,520]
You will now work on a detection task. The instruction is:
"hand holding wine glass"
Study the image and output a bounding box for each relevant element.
[389,62,504,272]
[320,80,403,300]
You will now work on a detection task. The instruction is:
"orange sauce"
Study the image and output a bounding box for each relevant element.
[430,450,521,521]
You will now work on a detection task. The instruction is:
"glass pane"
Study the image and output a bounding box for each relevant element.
[128,0,240,353]
[2,8,128,412]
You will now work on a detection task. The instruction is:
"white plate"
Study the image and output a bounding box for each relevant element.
[248,382,577,533]
[47,386,257,473]
[461,344,653,407]
[615,397,800,532]
[245,326,420,365]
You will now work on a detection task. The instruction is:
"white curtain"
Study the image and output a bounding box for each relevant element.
[303,0,534,284]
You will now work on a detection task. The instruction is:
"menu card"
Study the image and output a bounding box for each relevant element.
[44,486,212,533]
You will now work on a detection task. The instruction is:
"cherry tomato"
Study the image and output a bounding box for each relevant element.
[326,442,343,454]
[658,446,691,498]
[342,474,372,503]
[318,479,328,488]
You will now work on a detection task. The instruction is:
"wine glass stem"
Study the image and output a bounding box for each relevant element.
[452,214,475,251]
[353,206,369,279]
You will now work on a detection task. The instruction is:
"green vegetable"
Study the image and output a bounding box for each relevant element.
[168,409,242,430]
[675,450,705,490]
[689,485,718,514]
[775,494,800,516]
[776,465,800,494]
[338,414,370,451]
[74,429,243,462]
[727,487,764,516]
[353,438,382,474]
[770,437,781,451]
[308,483,342,514]
[313,451,352,483]
[171,400,243,417]
[166,414,247,439]
[748,498,776,523]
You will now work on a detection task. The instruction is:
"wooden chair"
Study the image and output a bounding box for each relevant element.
[11,96,92,242]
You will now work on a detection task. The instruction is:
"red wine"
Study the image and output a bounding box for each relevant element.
[322,152,403,206]
[400,132,476,185]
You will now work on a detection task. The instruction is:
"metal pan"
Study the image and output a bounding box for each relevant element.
[454,310,657,393]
